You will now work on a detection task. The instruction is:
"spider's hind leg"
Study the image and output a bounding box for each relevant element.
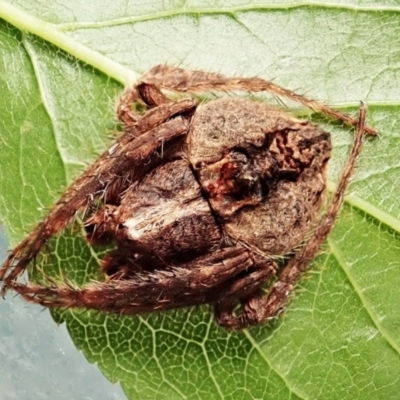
[214,260,278,329]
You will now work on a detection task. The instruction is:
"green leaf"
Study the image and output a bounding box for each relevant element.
[1,1,400,399]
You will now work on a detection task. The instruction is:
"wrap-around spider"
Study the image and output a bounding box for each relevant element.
[0,65,374,329]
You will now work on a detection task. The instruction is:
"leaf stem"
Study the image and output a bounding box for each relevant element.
[0,1,138,85]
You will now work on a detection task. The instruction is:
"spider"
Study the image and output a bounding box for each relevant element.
[0,65,374,329]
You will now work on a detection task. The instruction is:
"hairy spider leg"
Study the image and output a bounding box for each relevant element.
[143,65,376,136]
[0,93,195,289]
[6,248,274,314]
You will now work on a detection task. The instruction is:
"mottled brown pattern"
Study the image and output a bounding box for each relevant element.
[0,66,371,329]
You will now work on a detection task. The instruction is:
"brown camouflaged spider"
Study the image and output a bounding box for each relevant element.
[0,65,374,329]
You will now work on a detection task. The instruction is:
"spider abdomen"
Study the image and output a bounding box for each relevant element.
[187,98,332,257]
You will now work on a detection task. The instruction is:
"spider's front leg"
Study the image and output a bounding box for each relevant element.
[217,104,367,329]
[142,65,377,135]
[116,78,171,126]
[0,85,196,289]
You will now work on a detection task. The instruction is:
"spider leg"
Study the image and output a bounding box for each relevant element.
[221,103,367,328]
[116,81,170,126]
[214,261,278,329]
[137,82,169,108]
[0,100,195,290]
[142,65,377,135]
[116,86,140,126]
[6,248,266,314]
